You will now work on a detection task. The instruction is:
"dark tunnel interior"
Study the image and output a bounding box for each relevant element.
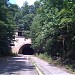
[19,44,34,55]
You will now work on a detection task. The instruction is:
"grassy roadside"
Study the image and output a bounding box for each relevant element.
[35,53,75,74]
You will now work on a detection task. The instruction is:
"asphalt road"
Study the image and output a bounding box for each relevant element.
[32,56,74,75]
[0,55,38,75]
[0,55,74,75]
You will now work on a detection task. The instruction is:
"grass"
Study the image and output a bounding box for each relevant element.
[36,53,59,64]
[9,52,18,56]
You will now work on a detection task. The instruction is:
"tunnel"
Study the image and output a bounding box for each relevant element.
[18,44,34,55]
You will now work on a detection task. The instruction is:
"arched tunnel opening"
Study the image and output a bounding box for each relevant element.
[18,44,34,55]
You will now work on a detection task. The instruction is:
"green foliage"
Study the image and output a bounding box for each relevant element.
[0,0,18,56]
[6,0,75,71]
[30,0,75,67]
[15,2,37,31]
[23,31,31,39]
[36,53,53,63]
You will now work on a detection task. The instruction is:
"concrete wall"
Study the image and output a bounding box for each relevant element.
[11,37,32,54]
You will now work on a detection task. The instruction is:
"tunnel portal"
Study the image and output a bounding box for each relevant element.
[19,44,34,55]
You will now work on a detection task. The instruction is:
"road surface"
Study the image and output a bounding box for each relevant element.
[0,55,38,75]
[32,56,74,75]
[0,55,74,75]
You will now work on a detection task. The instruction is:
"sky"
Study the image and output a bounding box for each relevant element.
[9,0,37,7]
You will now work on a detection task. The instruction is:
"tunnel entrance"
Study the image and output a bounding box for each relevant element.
[18,44,34,55]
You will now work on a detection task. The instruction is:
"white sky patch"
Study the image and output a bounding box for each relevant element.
[16,0,25,7]
[27,0,36,5]
[15,0,36,7]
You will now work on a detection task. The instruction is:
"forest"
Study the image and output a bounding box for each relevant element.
[0,0,75,71]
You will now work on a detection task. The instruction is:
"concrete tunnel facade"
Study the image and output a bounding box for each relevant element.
[11,36,34,54]
[18,44,34,55]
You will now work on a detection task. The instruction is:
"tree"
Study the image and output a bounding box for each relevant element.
[0,0,18,56]
[30,0,75,64]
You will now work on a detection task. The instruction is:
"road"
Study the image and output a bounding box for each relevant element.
[0,55,38,75]
[0,55,74,75]
[32,56,74,75]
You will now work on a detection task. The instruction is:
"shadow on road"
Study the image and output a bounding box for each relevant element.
[0,56,35,74]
